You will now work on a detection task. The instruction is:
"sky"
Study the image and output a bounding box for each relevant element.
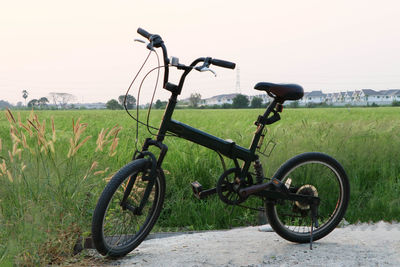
[1,0,400,105]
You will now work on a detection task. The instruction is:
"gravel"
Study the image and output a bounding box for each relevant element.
[104,221,400,267]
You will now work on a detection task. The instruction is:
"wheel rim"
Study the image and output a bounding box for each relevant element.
[101,169,159,252]
[273,160,344,236]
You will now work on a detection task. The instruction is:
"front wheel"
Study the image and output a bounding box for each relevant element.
[91,158,165,257]
[266,152,350,243]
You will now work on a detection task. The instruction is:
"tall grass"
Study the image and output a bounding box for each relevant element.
[0,110,121,265]
[1,107,400,265]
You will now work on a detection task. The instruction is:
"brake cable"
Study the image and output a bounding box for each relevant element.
[123,48,178,151]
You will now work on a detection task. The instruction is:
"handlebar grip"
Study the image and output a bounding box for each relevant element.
[137,27,152,40]
[211,58,236,69]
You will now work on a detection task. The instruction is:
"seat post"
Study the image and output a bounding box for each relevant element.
[262,99,278,121]
[248,99,277,154]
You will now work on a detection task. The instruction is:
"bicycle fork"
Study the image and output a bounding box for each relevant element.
[121,142,167,215]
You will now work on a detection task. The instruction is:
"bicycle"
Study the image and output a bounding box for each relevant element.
[91,28,350,257]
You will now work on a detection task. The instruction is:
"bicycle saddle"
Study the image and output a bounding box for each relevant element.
[254,82,304,102]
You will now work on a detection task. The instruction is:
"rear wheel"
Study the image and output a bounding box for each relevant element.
[91,159,165,257]
[266,152,350,243]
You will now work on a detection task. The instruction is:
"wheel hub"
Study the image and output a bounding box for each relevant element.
[295,185,318,210]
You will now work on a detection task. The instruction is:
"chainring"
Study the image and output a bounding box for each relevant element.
[216,168,253,205]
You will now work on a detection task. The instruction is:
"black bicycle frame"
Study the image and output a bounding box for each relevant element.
[148,57,279,179]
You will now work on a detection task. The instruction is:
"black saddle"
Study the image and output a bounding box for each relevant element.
[254,82,304,102]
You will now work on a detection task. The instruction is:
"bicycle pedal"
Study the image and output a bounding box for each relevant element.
[271,178,290,194]
[191,181,203,199]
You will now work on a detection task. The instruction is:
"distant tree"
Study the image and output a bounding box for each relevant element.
[306,102,317,108]
[22,90,28,106]
[189,93,201,108]
[106,99,123,110]
[392,100,400,107]
[38,97,49,108]
[232,94,249,108]
[250,97,263,108]
[49,92,76,109]
[28,99,39,108]
[0,100,12,109]
[118,94,136,109]
[155,99,163,109]
[288,101,299,108]
[221,103,232,109]
[371,102,379,107]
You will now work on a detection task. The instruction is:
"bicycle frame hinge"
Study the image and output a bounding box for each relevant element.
[164,82,179,94]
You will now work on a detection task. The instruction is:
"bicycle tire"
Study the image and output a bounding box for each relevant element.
[265,152,350,243]
[91,158,165,257]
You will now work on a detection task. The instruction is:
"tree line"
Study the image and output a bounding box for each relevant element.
[1,90,264,111]
[0,91,79,110]
[105,93,265,110]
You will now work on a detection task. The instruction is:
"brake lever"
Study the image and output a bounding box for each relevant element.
[198,67,217,77]
[134,38,155,51]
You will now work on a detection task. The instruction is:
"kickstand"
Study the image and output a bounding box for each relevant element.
[310,220,313,250]
[309,204,319,250]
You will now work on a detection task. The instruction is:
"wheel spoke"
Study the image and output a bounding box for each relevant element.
[266,153,349,243]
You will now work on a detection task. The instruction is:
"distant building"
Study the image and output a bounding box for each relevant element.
[300,91,326,104]
[186,88,400,108]
[203,93,239,106]
[304,89,400,106]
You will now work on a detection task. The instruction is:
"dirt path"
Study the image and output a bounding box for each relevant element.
[102,222,399,266]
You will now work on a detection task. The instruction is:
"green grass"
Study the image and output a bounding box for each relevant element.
[1,107,400,265]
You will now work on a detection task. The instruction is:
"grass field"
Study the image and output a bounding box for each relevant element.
[1,107,400,265]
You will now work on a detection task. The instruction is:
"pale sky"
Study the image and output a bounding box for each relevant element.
[1,0,400,105]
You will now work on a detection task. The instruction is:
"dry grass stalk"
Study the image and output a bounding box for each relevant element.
[20,122,33,136]
[95,128,110,152]
[6,170,13,183]
[67,118,92,158]
[83,161,100,180]
[27,119,39,132]
[103,172,114,183]
[95,126,122,154]
[73,136,91,154]
[109,136,119,157]
[0,159,7,174]
[8,150,14,163]
[20,163,26,171]
[5,108,16,124]
[90,161,99,171]
[0,159,13,183]
[12,143,22,160]
[105,125,121,140]
[94,167,109,176]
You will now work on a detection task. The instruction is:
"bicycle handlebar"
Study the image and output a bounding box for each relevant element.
[136,27,236,94]
[211,58,236,69]
[137,27,152,40]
